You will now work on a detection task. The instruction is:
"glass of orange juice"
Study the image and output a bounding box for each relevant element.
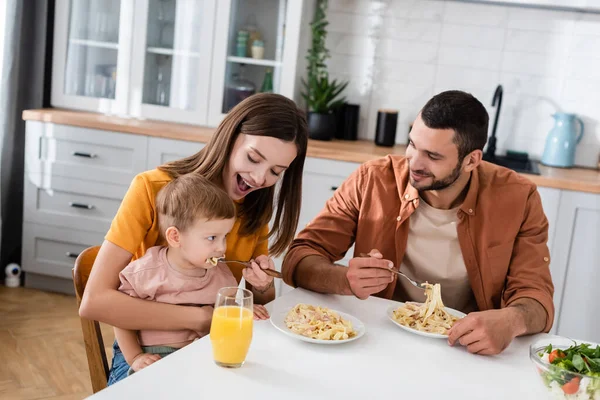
[210,287,253,368]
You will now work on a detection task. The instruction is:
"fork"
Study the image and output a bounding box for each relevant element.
[217,258,283,279]
[359,253,425,290]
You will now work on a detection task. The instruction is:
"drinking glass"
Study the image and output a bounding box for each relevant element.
[209,287,253,368]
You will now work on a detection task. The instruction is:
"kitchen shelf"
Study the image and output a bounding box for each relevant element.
[146,47,202,58]
[69,39,119,50]
[226,56,281,67]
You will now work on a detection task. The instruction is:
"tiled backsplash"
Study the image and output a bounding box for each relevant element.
[326,0,600,168]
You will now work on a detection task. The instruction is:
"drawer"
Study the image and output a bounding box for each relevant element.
[147,137,206,169]
[22,222,105,279]
[24,172,128,233]
[25,121,148,185]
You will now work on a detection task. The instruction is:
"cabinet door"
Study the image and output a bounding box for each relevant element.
[552,191,600,342]
[51,0,135,114]
[146,137,205,169]
[207,0,305,127]
[537,187,561,252]
[129,0,216,124]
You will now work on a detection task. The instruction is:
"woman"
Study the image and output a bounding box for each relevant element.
[79,93,308,384]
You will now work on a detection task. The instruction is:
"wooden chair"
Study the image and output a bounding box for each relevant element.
[72,246,109,393]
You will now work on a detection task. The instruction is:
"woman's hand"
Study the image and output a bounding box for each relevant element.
[188,305,214,334]
[131,353,161,372]
[253,304,270,320]
[242,255,274,293]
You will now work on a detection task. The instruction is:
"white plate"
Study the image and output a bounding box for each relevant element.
[386,303,466,339]
[270,307,365,344]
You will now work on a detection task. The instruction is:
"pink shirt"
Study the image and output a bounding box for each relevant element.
[118,246,237,346]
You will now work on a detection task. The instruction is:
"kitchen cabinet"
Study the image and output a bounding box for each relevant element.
[51,0,312,126]
[550,190,600,343]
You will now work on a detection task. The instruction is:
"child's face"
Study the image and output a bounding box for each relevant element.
[176,217,236,269]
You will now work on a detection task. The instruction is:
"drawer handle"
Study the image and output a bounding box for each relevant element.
[69,202,95,210]
[72,151,97,158]
[65,252,80,259]
[330,186,338,191]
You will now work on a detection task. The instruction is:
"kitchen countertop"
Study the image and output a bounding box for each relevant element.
[22,108,600,194]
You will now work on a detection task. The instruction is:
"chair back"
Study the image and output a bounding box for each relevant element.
[72,246,109,393]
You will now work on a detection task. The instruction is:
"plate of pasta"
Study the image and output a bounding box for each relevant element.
[388,282,466,338]
[270,303,365,344]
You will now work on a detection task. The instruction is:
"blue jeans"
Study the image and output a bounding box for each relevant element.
[107,341,129,386]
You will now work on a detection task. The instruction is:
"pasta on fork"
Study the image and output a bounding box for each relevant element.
[392,283,459,335]
[285,304,356,340]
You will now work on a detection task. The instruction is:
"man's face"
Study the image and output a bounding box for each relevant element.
[405,115,465,192]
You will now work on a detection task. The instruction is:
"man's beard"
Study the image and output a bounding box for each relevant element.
[410,160,463,192]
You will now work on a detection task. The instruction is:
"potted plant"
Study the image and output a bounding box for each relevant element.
[301,0,348,141]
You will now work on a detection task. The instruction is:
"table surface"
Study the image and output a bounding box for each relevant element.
[90,288,549,399]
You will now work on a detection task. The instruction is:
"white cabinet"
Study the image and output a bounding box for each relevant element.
[51,0,134,115]
[537,187,561,252]
[207,0,309,126]
[146,137,205,169]
[128,0,217,124]
[51,0,311,126]
[551,190,600,343]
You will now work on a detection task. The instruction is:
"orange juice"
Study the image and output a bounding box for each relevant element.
[210,306,253,367]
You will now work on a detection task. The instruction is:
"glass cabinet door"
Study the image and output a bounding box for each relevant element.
[208,0,288,125]
[129,0,216,124]
[64,0,120,99]
[51,0,134,113]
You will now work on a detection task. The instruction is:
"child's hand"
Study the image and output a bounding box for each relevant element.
[253,304,270,320]
[131,353,161,372]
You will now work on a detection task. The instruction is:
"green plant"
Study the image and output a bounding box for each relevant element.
[301,0,348,114]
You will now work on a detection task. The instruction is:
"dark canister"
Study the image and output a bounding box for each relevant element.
[334,103,360,141]
[375,109,398,147]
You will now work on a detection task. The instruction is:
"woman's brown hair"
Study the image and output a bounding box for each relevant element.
[158,93,308,257]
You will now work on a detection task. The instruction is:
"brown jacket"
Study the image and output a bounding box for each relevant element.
[283,156,555,332]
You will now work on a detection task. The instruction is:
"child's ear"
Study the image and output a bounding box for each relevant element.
[165,226,181,247]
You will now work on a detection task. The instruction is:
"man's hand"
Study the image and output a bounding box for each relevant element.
[131,353,161,372]
[447,308,521,355]
[346,249,395,300]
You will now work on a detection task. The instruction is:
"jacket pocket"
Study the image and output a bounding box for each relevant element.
[486,242,514,302]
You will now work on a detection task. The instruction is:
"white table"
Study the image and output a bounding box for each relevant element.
[90,288,549,399]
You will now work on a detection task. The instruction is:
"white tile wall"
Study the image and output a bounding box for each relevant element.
[325,0,600,168]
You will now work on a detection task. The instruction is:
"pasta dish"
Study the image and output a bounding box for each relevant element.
[392,283,459,335]
[285,304,356,340]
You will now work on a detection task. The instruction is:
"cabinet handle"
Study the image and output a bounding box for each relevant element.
[65,252,80,259]
[72,151,97,158]
[69,202,95,210]
[330,186,338,191]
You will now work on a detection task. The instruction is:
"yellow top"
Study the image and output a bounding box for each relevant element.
[105,169,269,283]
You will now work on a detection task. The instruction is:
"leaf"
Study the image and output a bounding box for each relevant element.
[573,354,585,372]
[545,344,553,354]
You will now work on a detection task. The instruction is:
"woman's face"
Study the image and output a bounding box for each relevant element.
[223,134,298,201]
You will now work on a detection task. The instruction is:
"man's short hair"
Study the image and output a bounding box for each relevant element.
[420,90,489,160]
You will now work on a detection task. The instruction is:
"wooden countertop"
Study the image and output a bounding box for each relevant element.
[22,108,600,194]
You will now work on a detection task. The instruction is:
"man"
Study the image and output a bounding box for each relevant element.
[282,90,554,355]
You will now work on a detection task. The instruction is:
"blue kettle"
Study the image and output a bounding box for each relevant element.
[541,113,584,168]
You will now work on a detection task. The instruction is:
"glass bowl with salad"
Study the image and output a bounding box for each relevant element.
[530,337,600,400]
